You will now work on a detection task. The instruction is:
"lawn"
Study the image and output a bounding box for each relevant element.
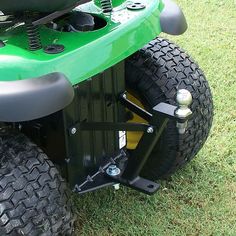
[74,0,236,235]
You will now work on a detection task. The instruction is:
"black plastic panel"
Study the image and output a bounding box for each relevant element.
[160,0,187,35]
[63,62,126,188]
[0,72,74,122]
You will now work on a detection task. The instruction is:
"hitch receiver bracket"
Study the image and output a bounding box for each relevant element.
[71,90,192,195]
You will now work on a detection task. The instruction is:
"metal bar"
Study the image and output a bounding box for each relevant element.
[119,93,153,122]
[73,151,126,194]
[76,122,151,132]
[153,102,177,120]
[32,7,76,26]
[153,102,192,122]
[121,117,169,181]
[110,175,160,195]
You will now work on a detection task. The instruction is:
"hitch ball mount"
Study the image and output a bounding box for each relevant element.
[72,89,193,195]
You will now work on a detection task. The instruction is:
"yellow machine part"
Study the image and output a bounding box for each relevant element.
[127,93,148,150]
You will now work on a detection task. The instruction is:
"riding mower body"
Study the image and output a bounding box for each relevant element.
[0,0,213,235]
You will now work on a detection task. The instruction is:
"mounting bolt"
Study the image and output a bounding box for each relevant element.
[106,165,121,176]
[71,127,77,135]
[175,89,193,134]
[123,93,127,99]
[147,126,154,133]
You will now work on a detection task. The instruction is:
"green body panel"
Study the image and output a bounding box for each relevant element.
[94,0,126,8]
[0,0,163,85]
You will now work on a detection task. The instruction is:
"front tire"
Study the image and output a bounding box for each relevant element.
[0,132,74,235]
[125,37,213,179]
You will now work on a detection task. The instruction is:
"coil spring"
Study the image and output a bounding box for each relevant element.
[26,23,42,51]
[100,0,113,13]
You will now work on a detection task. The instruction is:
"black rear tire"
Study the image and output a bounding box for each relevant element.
[0,132,74,235]
[125,37,213,179]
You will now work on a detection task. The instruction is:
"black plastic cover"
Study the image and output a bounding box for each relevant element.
[0,72,74,122]
[69,12,95,32]
[160,0,187,35]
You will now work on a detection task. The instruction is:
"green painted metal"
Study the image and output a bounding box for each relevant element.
[0,0,164,85]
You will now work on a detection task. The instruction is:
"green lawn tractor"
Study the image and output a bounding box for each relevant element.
[0,0,213,235]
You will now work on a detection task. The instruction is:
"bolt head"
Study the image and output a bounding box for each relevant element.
[176,89,192,106]
[106,165,121,176]
[71,127,77,135]
[147,127,154,133]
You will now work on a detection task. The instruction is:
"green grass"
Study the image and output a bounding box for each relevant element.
[74,1,236,235]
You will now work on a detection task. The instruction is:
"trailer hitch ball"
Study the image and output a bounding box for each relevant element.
[175,89,193,134]
[106,165,121,176]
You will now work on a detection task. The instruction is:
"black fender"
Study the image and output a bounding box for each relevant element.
[0,72,74,122]
[160,0,188,35]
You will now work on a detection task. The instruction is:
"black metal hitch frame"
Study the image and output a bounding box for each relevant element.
[72,92,187,195]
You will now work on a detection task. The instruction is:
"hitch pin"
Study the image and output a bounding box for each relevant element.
[175,89,193,134]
